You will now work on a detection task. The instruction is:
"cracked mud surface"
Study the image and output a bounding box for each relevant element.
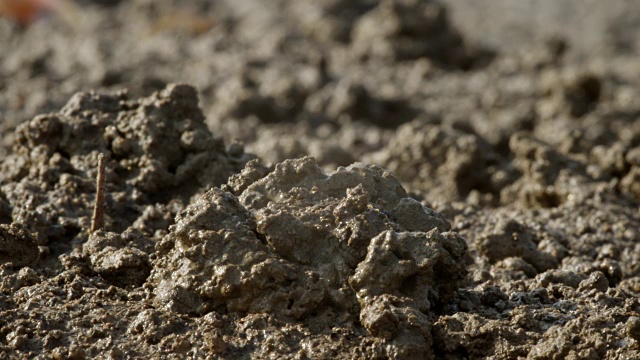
[2,0,640,359]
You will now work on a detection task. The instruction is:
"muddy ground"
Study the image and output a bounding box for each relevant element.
[1,0,640,359]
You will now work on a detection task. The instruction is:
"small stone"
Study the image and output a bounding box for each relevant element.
[578,271,609,293]
[537,270,583,289]
[108,347,124,360]
[9,334,28,350]
[205,332,227,354]
[68,345,86,360]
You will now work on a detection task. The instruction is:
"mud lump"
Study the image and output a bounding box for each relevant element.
[350,0,475,67]
[367,121,501,203]
[80,228,155,288]
[0,84,250,246]
[150,157,467,358]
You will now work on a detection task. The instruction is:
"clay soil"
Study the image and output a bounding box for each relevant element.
[1,1,640,359]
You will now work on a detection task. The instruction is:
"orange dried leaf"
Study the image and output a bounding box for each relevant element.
[0,0,78,27]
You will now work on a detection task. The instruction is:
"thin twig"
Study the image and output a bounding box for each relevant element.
[90,153,106,233]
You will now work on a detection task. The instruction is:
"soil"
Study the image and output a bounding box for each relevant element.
[1,0,640,359]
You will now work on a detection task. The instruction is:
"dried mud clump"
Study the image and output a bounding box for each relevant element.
[477,219,558,274]
[539,70,602,118]
[350,0,475,67]
[350,230,467,357]
[501,132,589,208]
[150,157,467,358]
[290,0,376,44]
[0,83,250,246]
[79,228,155,288]
[368,121,502,203]
[305,79,417,128]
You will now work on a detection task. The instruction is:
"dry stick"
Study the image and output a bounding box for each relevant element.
[90,154,106,233]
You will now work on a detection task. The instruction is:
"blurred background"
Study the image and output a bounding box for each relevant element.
[1,0,640,206]
[443,0,640,54]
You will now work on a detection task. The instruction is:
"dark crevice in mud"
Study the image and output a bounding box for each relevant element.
[44,224,83,268]
[398,274,418,295]
[62,225,82,243]
[110,203,142,233]
[148,178,201,206]
[252,229,268,246]
[167,162,179,176]
[533,192,562,209]
[56,149,71,160]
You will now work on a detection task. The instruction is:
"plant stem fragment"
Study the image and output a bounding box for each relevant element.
[90,153,106,233]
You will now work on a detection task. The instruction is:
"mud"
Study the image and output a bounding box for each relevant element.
[2,0,640,359]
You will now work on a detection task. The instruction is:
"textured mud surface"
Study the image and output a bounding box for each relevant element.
[2,0,640,359]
